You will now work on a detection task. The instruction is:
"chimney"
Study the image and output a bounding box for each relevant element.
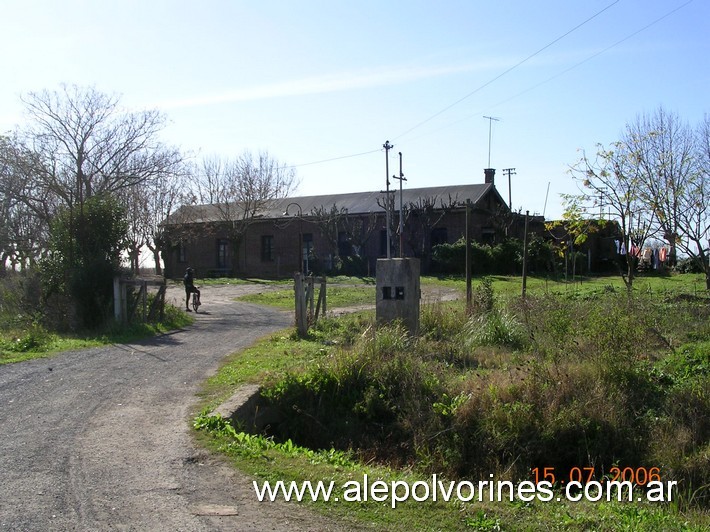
[484,168,496,184]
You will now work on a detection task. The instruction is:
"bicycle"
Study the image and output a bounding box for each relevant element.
[192,289,201,312]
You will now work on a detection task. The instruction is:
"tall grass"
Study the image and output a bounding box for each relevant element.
[256,286,710,508]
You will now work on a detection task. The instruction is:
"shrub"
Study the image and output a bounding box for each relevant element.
[40,195,129,329]
[465,309,526,350]
[261,324,446,465]
[254,289,709,507]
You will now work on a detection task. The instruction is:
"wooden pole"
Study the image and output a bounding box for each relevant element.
[294,273,307,337]
[522,210,529,298]
[113,277,121,322]
[465,200,472,313]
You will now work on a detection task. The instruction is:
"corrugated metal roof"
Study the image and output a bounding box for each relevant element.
[165,183,499,225]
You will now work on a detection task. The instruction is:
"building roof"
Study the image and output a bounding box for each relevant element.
[165,182,504,225]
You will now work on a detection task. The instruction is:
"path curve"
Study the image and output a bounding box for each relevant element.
[0,284,351,531]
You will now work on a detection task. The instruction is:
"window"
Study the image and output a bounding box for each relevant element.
[302,233,313,259]
[481,227,495,245]
[302,233,313,272]
[430,227,448,248]
[338,231,351,257]
[261,235,274,262]
[216,239,228,268]
[178,242,187,263]
[379,229,388,257]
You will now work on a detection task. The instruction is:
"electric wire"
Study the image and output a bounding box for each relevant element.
[288,0,691,171]
[391,0,620,142]
[398,0,695,147]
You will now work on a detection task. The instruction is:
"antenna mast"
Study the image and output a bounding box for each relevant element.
[483,116,500,168]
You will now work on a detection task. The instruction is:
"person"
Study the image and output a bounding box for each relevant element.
[183,267,201,311]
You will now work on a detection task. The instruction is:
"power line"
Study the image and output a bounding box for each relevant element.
[287,148,380,169]
[392,0,620,141]
[385,0,694,149]
[284,0,691,173]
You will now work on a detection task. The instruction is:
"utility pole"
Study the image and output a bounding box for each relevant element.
[483,116,500,168]
[502,168,516,209]
[465,200,472,314]
[522,210,529,298]
[392,152,407,258]
[382,140,394,259]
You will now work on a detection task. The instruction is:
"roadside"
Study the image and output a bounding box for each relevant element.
[0,283,354,531]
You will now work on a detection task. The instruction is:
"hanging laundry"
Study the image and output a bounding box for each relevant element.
[659,247,668,262]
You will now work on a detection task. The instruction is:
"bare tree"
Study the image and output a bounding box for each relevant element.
[0,134,55,272]
[309,204,348,270]
[568,142,656,290]
[625,107,695,267]
[189,151,297,273]
[145,168,189,275]
[118,161,189,275]
[20,84,184,208]
[679,114,710,289]
[402,195,461,270]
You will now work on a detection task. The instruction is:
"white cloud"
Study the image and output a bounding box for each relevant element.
[151,59,507,110]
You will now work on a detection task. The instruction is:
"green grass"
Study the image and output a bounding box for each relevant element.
[234,273,707,311]
[237,283,377,309]
[0,303,193,365]
[193,274,710,531]
[423,272,707,298]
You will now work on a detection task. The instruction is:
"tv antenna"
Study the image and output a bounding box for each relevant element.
[483,116,500,168]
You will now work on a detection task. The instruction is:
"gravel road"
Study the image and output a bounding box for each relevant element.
[0,284,352,531]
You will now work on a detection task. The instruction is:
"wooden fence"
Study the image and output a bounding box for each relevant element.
[113,277,166,323]
[294,273,327,337]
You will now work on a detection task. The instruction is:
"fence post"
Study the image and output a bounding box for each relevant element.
[307,275,315,324]
[113,277,121,321]
[294,273,308,337]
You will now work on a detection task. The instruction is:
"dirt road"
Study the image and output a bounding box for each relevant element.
[0,284,351,531]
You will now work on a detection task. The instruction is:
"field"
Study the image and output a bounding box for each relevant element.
[194,272,709,530]
[3,271,708,529]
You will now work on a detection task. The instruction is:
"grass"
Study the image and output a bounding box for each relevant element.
[233,272,707,311]
[423,272,707,298]
[0,302,193,365]
[4,271,707,528]
[237,282,377,309]
[193,273,710,530]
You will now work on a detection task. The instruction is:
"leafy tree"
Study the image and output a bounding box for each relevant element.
[41,195,128,328]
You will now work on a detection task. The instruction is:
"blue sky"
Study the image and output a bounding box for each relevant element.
[1,0,707,219]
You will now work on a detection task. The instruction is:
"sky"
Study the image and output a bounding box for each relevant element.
[1,0,708,220]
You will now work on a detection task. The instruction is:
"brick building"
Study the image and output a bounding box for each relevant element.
[162,175,511,279]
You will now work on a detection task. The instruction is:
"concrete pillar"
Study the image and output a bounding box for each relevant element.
[375,258,420,334]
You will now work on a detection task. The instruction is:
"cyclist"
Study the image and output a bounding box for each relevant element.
[183,267,201,311]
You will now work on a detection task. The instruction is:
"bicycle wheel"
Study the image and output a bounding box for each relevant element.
[192,293,199,312]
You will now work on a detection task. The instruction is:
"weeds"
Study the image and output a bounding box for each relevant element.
[248,286,709,512]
